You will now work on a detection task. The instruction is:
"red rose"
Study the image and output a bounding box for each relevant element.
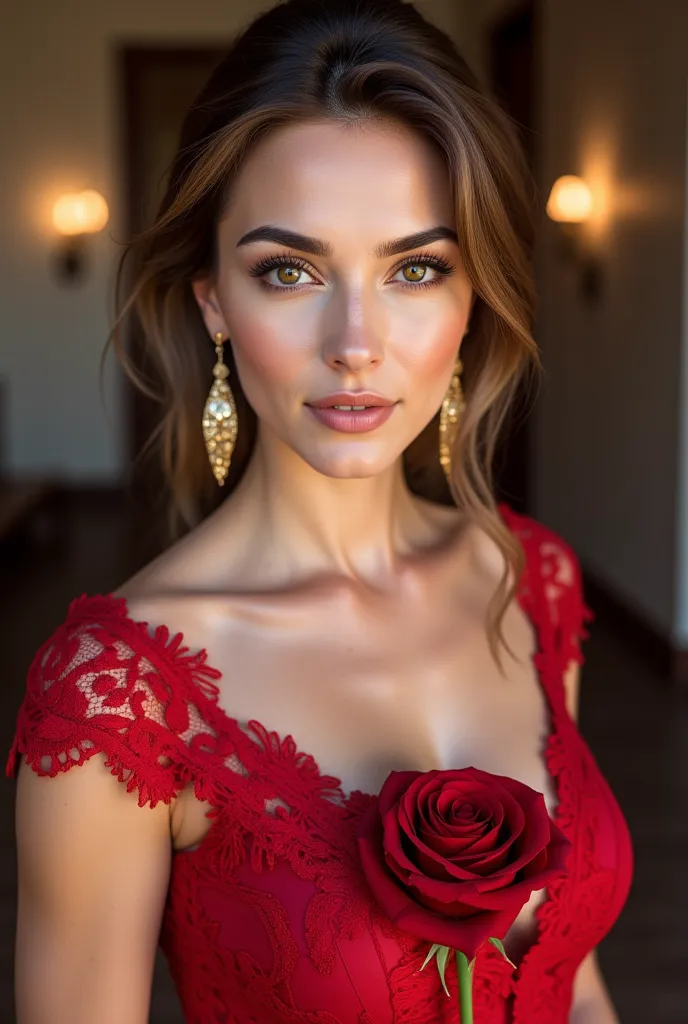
[357,767,572,962]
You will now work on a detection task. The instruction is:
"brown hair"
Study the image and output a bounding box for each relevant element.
[107,0,542,672]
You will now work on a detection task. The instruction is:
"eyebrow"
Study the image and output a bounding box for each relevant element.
[235,224,459,258]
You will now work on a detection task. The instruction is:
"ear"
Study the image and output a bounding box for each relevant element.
[191,276,228,339]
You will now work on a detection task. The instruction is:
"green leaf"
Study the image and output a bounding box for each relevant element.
[468,956,476,976]
[420,943,443,971]
[488,937,517,970]
[435,945,451,997]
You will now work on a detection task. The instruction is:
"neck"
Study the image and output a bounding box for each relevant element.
[216,428,453,586]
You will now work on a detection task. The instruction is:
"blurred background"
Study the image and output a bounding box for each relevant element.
[1,0,687,1020]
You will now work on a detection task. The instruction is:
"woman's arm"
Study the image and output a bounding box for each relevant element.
[570,949,620,1023]
[14,750,173,1023]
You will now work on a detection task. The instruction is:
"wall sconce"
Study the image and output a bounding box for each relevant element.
[546,175,603,305]
[51,190,109,284]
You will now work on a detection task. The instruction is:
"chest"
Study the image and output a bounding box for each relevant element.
[170,580,558,823]
[165,583,571,978]
[161,583,575,973]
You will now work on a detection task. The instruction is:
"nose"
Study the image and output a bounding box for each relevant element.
[321,296,385,374]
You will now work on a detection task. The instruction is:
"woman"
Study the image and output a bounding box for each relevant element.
[7,1,633,1021]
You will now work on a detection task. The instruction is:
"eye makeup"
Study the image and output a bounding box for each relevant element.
[247,249,457,293]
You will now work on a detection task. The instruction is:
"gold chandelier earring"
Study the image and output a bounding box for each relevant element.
[202,332,238,487]
[438,354,465,483]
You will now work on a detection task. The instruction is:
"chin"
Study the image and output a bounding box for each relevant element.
[307,453,396,480]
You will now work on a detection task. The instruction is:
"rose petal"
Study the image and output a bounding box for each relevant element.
[453,781,550,884]
[388,839,479,883]
[401,798,495,866]
[358,810,432,916]
[378,771,424,818]
[392,898,522,962]
[399,805,484,876]
[380,804,421,880]
[473,791,550,885]
[441,804,523,877]
[413,784,504,850]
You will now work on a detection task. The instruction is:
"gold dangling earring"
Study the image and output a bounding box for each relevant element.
[438,354,465,483]
[202,332,238,487]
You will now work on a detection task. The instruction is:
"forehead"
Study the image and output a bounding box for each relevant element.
[222,119,454,243]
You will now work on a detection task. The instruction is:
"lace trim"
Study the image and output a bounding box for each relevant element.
[6,593,226,808]
[497,505,627,1023]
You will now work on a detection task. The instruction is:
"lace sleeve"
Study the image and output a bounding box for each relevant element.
[533,528,595,670]
[500,502,595,672]
[5,594,216,809]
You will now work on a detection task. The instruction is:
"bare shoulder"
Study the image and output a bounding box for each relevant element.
[116,493,265,610]
[114,513,223,611]
[114,532,193,605]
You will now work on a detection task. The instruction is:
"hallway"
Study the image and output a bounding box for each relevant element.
[0,492,684,1022]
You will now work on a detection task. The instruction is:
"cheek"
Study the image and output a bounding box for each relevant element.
[397,320,463,382]
[390,282,469,381]
[219,289,312,388]
[238,328,305,384]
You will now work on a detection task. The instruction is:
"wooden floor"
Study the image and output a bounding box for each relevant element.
[0,491,684,1022]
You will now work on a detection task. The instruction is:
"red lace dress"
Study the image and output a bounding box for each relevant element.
[6,503,634,1024]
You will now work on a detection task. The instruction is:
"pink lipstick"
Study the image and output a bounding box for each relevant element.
[305,391,398,434]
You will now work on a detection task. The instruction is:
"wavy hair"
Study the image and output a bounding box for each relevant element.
[106,0,542,672]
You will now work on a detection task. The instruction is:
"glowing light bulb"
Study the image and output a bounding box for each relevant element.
[546,176,593,223]
[52,190,109,235]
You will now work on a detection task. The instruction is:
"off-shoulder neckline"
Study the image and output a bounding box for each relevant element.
[62,500,575,996]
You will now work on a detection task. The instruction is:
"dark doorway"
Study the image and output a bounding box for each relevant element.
[488,1,537,514]
[118,46,228,557]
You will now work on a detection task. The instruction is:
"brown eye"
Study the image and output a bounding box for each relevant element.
[390,255,455,290]
[401,264,428,283]
[249,253,319,292]
[276,265,302,285]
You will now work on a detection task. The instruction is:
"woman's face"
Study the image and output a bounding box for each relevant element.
[193,118,474,479]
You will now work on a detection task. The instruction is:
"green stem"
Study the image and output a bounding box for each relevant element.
[455,950,473,1024]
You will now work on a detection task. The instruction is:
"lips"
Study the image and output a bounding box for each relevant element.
[305,403,397,434]
[307,391,396,409]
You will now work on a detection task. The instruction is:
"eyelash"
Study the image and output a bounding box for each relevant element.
[247,250,456,293]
